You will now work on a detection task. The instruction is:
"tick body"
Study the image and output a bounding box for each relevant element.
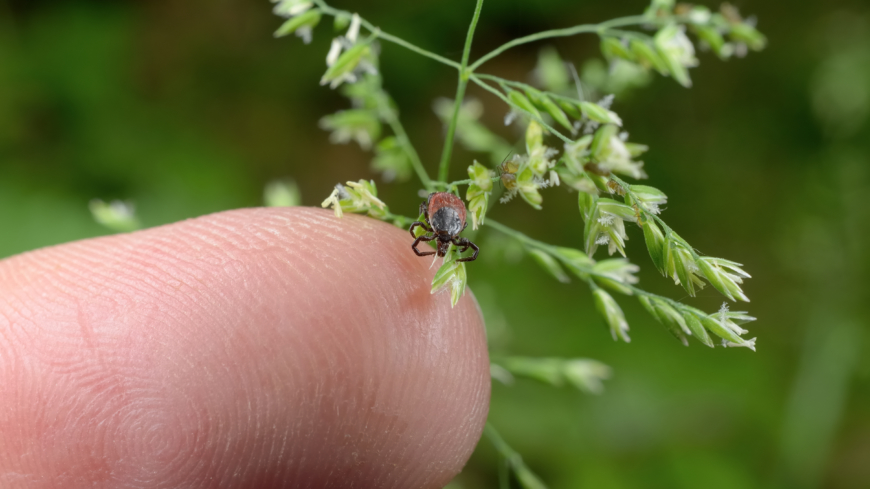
[409,192,479,262]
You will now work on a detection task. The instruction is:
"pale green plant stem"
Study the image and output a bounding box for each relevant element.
[469,75,574,145]
[483,422,541,489]
[484,421,515,459]
[474,73,594,108]
[437,0,485,183]
[468,14,649,72]
[312,0,461,69]
[443,176,500,188]
[604,28,654,41]
[626,283,707,318]
[484,218,708,318]
[473,73,552,92]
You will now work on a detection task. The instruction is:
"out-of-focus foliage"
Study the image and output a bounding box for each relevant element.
[1,1,869,488]
[89,199,141,232]
[264,179,302,207]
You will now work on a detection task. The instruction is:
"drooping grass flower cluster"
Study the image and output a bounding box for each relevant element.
[272,0,766,486]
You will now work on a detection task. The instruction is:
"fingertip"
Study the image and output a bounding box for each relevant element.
[0,207,490,488]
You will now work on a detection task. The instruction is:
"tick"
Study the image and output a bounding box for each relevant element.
[409,192,479,262]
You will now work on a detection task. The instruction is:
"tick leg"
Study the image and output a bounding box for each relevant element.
[419,201,431,225]
[452,236,470,254]
[455,238,479,263]
[409,221,432,239]
[412,234,437,257]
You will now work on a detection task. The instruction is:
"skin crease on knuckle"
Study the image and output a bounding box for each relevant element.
[0,208,491,489]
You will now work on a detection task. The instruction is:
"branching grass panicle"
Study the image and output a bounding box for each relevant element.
[267,0,766,485]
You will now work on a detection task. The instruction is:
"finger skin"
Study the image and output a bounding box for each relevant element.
[0,208,490,488]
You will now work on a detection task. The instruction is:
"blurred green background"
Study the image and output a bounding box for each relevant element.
[2,0,869,487]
